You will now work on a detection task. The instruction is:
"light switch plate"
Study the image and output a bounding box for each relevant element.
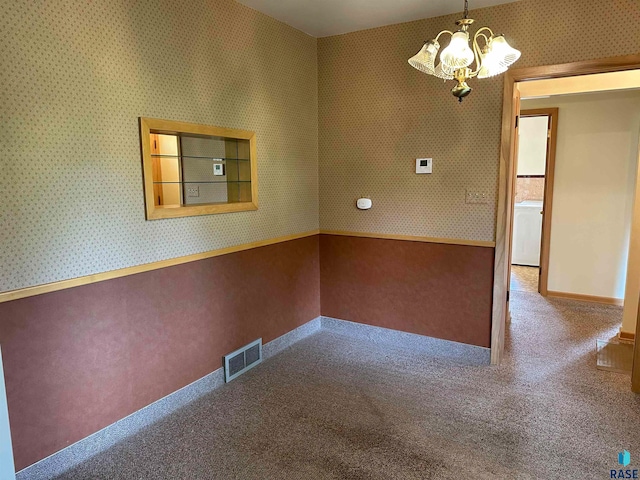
[416,158,432,174]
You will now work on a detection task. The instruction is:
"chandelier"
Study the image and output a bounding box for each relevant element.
[408,0,521,102]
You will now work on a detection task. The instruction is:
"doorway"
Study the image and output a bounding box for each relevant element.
[510,109,558,297]
[490,56,640,393]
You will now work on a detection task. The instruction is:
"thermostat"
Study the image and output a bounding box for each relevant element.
[416,158,433,174]
[357,198,372,210]
[213,163,225,176]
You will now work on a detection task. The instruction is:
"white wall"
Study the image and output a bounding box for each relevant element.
[0,348,15,479]
[517,116,548,176]
[523,90,640,300]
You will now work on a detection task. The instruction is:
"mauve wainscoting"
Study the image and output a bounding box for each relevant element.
[319,234,494,348]
[0,236,320,471]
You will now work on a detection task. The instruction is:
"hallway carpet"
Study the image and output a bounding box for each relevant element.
[52,292,638,479]
[510,265,539,293]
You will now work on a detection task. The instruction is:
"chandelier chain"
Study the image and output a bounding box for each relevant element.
[464,0,469,19]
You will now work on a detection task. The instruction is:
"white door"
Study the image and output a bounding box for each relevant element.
[0,348,15,479]
[512,202,543,266]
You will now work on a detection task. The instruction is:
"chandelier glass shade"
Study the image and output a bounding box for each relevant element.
[408,0,521,101]
[440,31,475,72]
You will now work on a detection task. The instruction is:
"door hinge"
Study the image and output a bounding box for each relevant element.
[507,290,510,302]
[515,116,519,128]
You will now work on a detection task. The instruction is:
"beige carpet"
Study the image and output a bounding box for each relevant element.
[49,292,637,479]
[510,265,539,293]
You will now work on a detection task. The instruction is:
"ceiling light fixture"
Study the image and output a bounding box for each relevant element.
[408,0,521,102]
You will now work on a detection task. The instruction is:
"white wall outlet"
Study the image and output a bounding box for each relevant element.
[416,158,433,174]
[187,186,200,197]
[466,189,489,204]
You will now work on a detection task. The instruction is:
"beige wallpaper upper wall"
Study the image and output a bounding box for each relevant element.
[318,0,640,242]
[0,0,318,292]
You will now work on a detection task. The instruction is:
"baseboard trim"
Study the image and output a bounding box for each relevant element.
[16,317,322,480]
[619,331,636,343]
[321,316,491,366]
[546,291,623,306]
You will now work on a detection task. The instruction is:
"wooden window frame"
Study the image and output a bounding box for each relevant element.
[139,117,258,220]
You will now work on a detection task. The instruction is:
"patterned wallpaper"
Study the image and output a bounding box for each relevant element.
[0,0,319,291]
[318,0,640,242]
[2,0,639,292]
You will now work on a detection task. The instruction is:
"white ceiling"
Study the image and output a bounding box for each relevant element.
[235,0,522,37]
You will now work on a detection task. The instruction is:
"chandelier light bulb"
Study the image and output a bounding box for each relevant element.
[439,31,474,71]
[477,55,508,79]
[477,47,508,79]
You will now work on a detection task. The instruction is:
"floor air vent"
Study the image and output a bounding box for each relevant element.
[224,338,263,382]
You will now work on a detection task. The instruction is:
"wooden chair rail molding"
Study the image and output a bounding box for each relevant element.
[0,230,320,304]
[319,230,495,248]
[0,230,495,304]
